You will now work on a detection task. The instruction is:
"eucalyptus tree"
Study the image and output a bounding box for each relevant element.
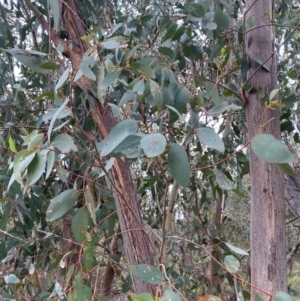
[0,0,299,300]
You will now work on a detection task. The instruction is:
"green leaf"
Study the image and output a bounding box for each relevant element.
[131,293,153,301]
[172,26,186,41]
[129,62,155,79]
[100,69,121,89]
[55,68,69,91]
[3,48,50,74]
[133,79,145,95]
[34,90,55,103]
[168,143,190,187]
[164,23,178,40]
[108,103,121,117]
[269,89,279,101]
[46,189,80,221]
[97,62,105,104]
[185,3,205,18]
[195,128,225,152]
[52,134,78,153]
[273,292,293,301]
[276,163,295,176]
[49,0,61,32]
[4,274,19,284]
[119,90,136,107]
[140,133,167,157]
[224,255,240,273]
[251,134,294,163]
[158,47,174,60]
[39,61,59,70]
[97,120,138,157]
[109,135,142,158]
[100,36,128,49]
[251,56,270,72]
[225,242,249,256]
[245,17,255,30]
[46,151,55,179]
[208,103,241,116]
[215,169,233,190]
[150,80,163,111]
[8,136,17,153]
[72,208,89,243]
[85,189,96,225]
[163,286,182,301]
[47,97,70,144]
[24,152,46,190]
[206,21,217,30]
[131,264,164,285]
[81,56,96,81]
[126,44,141,60]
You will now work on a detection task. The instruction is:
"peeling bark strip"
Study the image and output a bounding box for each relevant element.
[245,0,287,299]
[24,0,154,295]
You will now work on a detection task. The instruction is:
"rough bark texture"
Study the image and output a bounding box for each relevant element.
[285,175,300,216]
[245,0,287,299]
[23,0,155,295]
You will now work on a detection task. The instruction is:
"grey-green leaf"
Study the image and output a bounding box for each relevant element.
[72,208,89,243]
[4,274,19,284]
[224,255,240,273]
[46,189,80,221]
[140,133,167,157]
[81,56,96,80]
[100,69,121,89]
[131,264,164,285]
[46,150,55,179]
[97,120,138,157]
[273,292,293,301]
[251,134,294,163]
[195,128,225,152]
[168,143,190,187]
[24,152,46,190]
[225,242,249,256]
[52,134,78,153]
[215,169,233,190]
[49,0,61,32]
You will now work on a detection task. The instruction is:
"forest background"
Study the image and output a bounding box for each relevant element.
[0,0,300,301]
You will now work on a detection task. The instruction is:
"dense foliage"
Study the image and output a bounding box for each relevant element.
[0,0,299,300]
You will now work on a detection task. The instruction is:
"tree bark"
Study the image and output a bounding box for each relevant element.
[23,0,155,295]
[245,0,287,299]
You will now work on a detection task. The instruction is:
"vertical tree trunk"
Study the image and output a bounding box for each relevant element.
[23,0,155,295]
[245,0,287,299]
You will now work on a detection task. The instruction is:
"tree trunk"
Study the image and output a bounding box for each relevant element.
[245,0,287,299]
[23,0,155,295]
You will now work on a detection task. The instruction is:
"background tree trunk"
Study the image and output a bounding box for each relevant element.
[245,0,287,299]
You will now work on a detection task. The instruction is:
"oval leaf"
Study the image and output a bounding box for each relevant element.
[72,208,89,243]
[168,143,190,187]
[140,133,166,157]
[131,264,164,285]
[46,189,80,221]
[251,134,294,163]
[131,294,153,301]
[224,255,240,273]
[4,274,19,284]
[52,134,78,153]
[225,242,249,256]
[273,292,293,301]
[97,120,138,157]
[100,69,121,89]
[215,169,233,190]
[196,128,225,152]
[130,62,155,79]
